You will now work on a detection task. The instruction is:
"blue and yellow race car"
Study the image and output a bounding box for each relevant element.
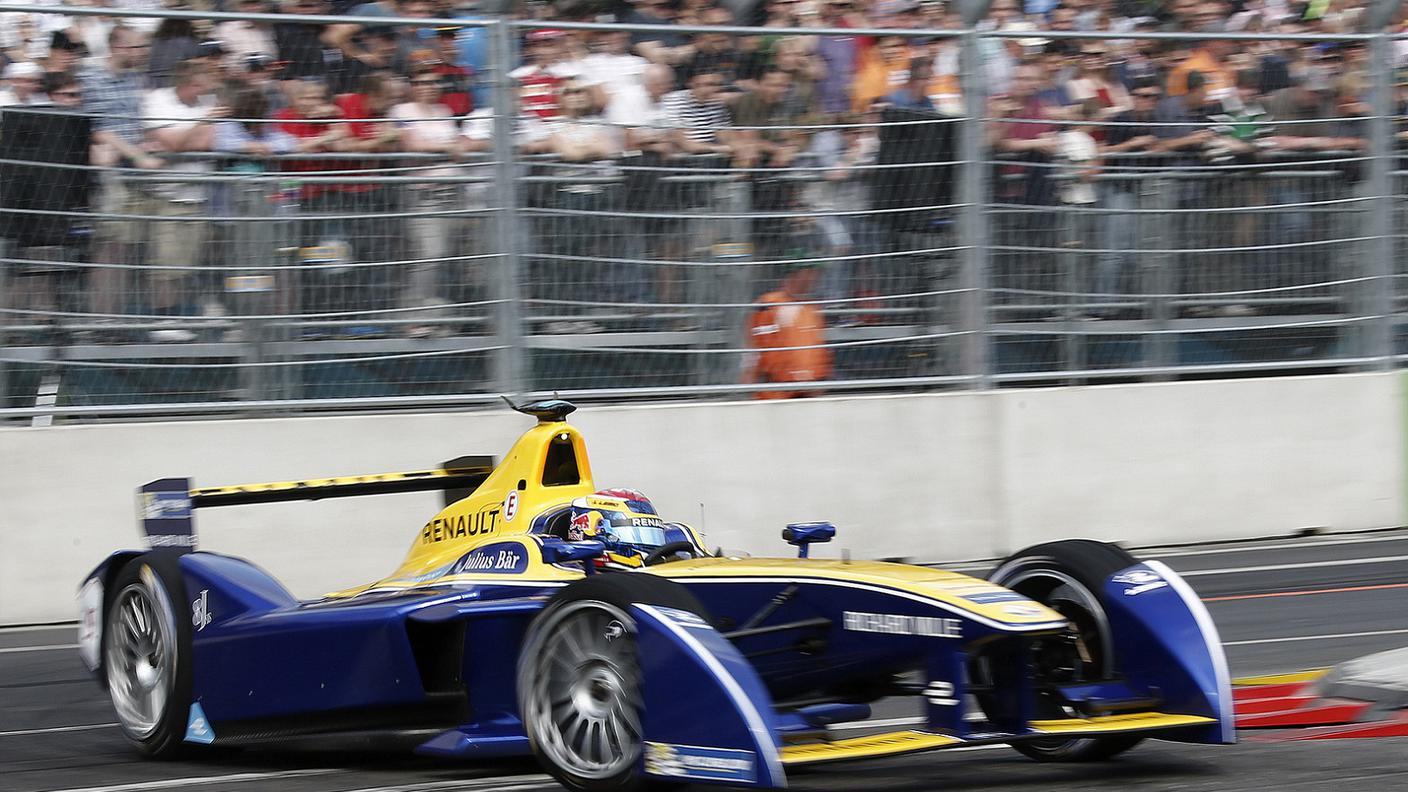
[76,400,1233,791]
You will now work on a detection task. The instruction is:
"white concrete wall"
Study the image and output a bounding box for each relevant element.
[2,372,1401,624]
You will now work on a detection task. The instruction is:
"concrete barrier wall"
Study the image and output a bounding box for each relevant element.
[2,372,1401,624]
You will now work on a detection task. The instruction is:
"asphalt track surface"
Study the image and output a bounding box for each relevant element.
[4,530,1407,792]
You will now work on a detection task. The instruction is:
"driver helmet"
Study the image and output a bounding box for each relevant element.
[567,491,671,567]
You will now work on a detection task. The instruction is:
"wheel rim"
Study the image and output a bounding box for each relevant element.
[105,575,176,739]
[522,601,643,780]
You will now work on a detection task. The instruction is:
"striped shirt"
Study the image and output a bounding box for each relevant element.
[80,65,146,144]
[661,89,730,144]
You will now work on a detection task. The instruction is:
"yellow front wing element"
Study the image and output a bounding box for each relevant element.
[781,730,962,766]
[1029,711,1216,734]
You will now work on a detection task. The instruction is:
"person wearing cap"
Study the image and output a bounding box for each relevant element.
[512,28,573,121]
[744,256,833,400]
[0,61,48,106]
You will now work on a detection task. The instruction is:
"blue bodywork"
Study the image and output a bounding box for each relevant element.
[80,543,1234,789]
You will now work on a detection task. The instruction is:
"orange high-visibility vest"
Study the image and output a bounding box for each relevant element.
[745,290,833,400]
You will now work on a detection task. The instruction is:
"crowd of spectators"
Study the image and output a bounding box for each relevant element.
[0,0,1401,348]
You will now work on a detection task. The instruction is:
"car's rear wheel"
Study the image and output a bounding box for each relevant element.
[104,551,194,758]
[517,574,705,792]
[987,539,1145,762]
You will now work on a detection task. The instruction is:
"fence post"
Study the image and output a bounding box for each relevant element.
[0,239,9,410]
[957,12,992,389]
[489,20,525,395]
[1366,29,1396,369]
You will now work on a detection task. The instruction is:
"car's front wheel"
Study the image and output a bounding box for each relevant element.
[987,539,1146,762]
[517,574,704,792]
[103,551,194,758]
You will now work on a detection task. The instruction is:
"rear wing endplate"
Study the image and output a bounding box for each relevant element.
[137,456,493,552]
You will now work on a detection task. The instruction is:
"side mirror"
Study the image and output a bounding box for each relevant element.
[782,522,836,559]
[541,540,607,573]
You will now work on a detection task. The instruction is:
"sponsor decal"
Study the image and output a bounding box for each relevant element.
[1000,603,1049,618]
[503,490,520,522]
[843,611,963,639]
[568,510,592,541]
[631,517,665,528]
[644,742,756,783]
[654,606,709,628]
[185,702,215,744]
[141,491,192,520]
[191,589,212,631]
[1113,568,1169,596]
[924,680,959,707]
[450,543,528,575]
[76,578,103,671]
[420,506,500,544]
[147,533,196,548]
[962,591,1028,604]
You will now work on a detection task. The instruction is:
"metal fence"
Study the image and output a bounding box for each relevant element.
[0,4,1405,422]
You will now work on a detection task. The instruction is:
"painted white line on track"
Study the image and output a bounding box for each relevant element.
[33,769,340,792]
[0,643,78,654]
[0,624,76,634]
[1178,555,1408,577]
[1225,628,1408,646]
[0,722,116,737]
[1142,533,1408,559]
[929,532,1408,572]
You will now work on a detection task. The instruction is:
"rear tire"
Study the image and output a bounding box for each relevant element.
[517,573,706,792]
[103,551,194,758]
[988,539,1145,763]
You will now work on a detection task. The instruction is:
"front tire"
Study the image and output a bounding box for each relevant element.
[988,539,1145,763]
[103,551,194,758]
[517,574,705,792]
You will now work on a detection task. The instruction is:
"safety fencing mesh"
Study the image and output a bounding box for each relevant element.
[0,5,1402,421]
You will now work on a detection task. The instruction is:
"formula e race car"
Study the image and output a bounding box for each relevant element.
[77,400,1233,791]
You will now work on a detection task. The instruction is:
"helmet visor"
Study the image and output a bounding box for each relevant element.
[601,517,668,549]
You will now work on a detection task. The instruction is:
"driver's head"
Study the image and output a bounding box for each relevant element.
[567,491,674,567]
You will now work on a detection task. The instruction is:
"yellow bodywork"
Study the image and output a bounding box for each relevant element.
[646,557,1065,628]
[325,419,600,598]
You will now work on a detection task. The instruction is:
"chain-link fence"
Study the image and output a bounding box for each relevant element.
[0,3,1404,421]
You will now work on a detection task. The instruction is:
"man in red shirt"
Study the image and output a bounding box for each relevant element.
[512,29,568,120]
[432,28,474,116]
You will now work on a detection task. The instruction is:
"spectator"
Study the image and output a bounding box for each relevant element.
[745,259,832,400]
[275,0,336,89]
[852,35,919,113]
[229,53,288,114]
[1056,99,1103,317]
[44,31,86,91]
[1067,42,1132,133]
[513,28,571,120]
[662,67,736,159]
[214,0,279,71]
[428,29,474,116]
[626,0,691,66]
[325,0,436,80]
[572,28,649,115]
[609,62,675,151]
[773,36,823,118]
[82,24,160,324]
[887,57,937,111]
[147,17,199,88]
[732,67,802,169]
[216,83,296,158]
[1155,69,1217,159]
[392,64,478,337]
[815,0,862,114]
[0,61,48,106]
[679,7,751,91]
[1099,76,1162,300]
[141,59,222,339]
[805,110,881,306]
[1166,5,1235,100]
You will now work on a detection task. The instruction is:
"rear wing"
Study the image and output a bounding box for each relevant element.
[137,456,494,552]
